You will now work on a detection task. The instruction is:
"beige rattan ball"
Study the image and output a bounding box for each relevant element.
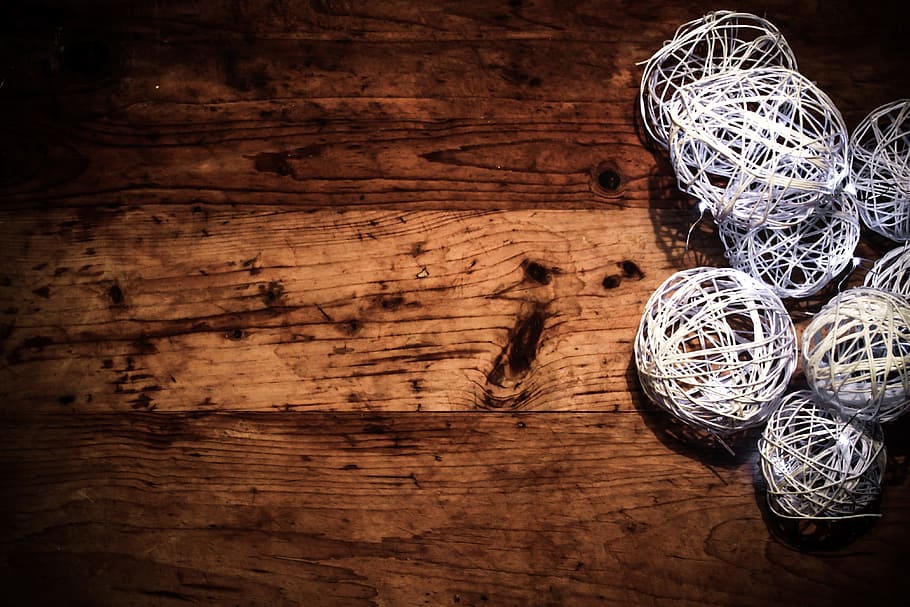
[802,287,910,422]
[759,390,886,519]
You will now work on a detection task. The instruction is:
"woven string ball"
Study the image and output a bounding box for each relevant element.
[667,67,849,226]
[634,267,797,433]
[864,242,910,299]
[758,390,886,519]
[802,287,910,422]
[717,192,860,298]
[639,10,796,148]
[849,99,910,242]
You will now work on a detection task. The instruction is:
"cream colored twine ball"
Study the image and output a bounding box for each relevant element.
[802,287,910,422]
[717,192,860,298]
[864,242,910,300]
[634,267,797,433]
[639,10,797,149]
[667,67,849,226]
[849,99,910,242]
[759,390,886,519]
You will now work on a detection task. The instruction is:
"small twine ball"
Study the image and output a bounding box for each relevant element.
[864,242,910,299]
[667,67,849,226]
[802,287,910,422]
[634,267,797,433]
[758,390,886,519]
[639,10,797,148]
[849,99,910,242]
[717,192,860,298]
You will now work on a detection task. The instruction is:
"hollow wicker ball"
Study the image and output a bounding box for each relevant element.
[639,10,797,149]
[717,191,860,298]
[849,99,910,242]
[634,267,797,433]
[667,67,849,226]
[758,390,886,519]
[802,287,910,422]
[864,242,910,300]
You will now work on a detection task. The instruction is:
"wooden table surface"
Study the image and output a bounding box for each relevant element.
[2,1,909,605]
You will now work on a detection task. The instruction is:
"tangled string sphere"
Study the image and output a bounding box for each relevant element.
[802,287,910,422]
[639,10,796,148]
[864,242,910,299]
[758,390,886,519]
[667,67,849,226]
[634,267,797,433]
[849,99,910,242]
[718,192,860,298]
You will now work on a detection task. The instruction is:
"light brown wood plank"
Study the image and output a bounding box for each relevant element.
[2,411,908,606]
[1,206,725,413]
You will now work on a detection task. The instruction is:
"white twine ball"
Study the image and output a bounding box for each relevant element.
[634,267,797,433]
[849,99,910,242]
[667,67,849,226]
[802,287,910,422]
[717,192,860,298]
[864,242,910,300]
[639,10,797,148]
[758,390,886,519]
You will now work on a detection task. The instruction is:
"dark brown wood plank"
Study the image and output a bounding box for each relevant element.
[2,411,908,606]
[2,2,907,209]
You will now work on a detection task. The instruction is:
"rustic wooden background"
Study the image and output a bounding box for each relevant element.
[2,1,909,605]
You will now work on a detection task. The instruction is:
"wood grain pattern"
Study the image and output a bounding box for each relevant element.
[0,205,707,413]
[2,2,908,209]
[2,411,909,606]
[2,1,910,605]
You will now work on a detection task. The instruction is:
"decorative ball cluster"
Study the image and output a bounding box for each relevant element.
[802,287,910,422]
[637,11,910,523]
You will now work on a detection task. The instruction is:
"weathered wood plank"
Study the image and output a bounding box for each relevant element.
[2,411,908,606]
[2,2,907,209]
[1,206,720,413]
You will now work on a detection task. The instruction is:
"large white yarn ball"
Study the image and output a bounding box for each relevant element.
[634,267,797,433]
[849,99,910,242]
[717,192,860,298]
[667,67,849,226]
[802,287,910,422]
[864,242,910,300]
[639,10,797,148]
[759,390,886,519]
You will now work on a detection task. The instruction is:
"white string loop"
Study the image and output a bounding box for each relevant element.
[717,191,860,298]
